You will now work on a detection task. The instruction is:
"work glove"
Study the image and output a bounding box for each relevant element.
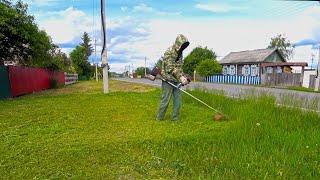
[146,74,156,81]
[180,75,189,85]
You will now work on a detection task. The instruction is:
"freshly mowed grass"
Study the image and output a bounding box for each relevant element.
[0,80,319,179]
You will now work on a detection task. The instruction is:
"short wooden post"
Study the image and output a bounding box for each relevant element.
[300,66,305,87]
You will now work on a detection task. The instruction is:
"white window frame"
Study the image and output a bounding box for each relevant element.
[251,65,258,76]
[276,66,282,73]
[266,67,273,74]
[223,66,228,75]
[229,65,236,75]
[242,65,250,76]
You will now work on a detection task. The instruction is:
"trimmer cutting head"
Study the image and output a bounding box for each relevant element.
[214,113,226,121]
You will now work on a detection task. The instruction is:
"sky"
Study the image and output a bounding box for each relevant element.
[17,0,320,72]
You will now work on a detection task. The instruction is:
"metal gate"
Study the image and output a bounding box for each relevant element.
[0,66,11,99]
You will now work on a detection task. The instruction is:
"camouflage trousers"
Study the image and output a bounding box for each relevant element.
[156,80,181,121]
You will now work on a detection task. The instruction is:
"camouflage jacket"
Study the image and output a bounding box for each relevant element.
[161,34,189,82]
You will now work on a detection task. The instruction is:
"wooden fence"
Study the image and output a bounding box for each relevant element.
[65,73,78,85]
[309,75,320,89]
[261,73,302,87]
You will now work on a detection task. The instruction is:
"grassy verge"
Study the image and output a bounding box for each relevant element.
[287,86,320,93]
[0,80,319,179]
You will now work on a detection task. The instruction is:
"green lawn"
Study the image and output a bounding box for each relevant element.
[0,80,319,179]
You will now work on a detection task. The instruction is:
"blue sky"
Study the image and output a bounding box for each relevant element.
[17,0,320,72]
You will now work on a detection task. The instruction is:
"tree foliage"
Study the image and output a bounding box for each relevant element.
[81,32,93,58]
[46,45,72,72]
[70,32,95,78]
[268,34,293,60]
[155,58,163,69]
[135,67,150,76]
[0,0,57,67]
[183,47,217,75]
[70,46,92,76]
[196,59,222,77]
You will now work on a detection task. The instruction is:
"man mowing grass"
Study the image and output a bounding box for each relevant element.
[154,34,190,121]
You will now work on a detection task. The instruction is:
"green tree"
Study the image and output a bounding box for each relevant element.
[155,58,163,69]
[81,32,93,58]
[268,34,293,60]
[46,45,72,72]
[70,46,91,76]
[0,0,55,67]
[196,59,222,77]
[135,67,150,76]
[183,47,217,75]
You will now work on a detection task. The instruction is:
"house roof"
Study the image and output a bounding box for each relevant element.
[219,48,285,64]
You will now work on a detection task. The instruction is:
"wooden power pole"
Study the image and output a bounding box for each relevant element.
[315,45,320,91]
[145,57,147,77]
[101,0,108,93]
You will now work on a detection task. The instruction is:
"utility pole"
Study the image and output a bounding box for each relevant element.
[132,63,134,78]
[101,0,108,93]
[94,38,98,82]
[128,65,131,78]
[95,63,98,82]
[145,57,147,77]
[315,46,320,91]
[311,54,315,70]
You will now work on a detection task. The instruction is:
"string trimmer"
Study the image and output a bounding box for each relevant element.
[147,67,227,121]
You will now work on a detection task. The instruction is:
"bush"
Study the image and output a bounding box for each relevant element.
[183,47,217,75]
[196,59,222,77]
[78,75,90,81]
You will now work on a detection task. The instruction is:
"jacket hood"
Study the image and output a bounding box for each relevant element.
[173,34,189,52]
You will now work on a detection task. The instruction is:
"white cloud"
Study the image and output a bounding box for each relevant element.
[40,7,96,44]
[132,3,181,16]
[23,0,60,6]
[121,6,128,12]
[133,3,154,13]
[195,3,247,13]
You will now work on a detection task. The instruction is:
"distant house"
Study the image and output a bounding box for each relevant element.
[219,48,307,77]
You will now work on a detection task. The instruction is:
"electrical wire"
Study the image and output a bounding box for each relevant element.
[100,0,106,60]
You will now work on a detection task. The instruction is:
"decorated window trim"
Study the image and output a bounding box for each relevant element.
[242,65,250,76]
[229,65,236,75]
[223,66,228,75]
[251,65,258,76]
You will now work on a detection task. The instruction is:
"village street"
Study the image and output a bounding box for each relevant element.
[115,78,320,112]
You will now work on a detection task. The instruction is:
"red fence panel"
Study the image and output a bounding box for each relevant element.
[8,66,65,97]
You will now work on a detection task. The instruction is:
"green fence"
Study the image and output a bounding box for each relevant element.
[0,66,11,99]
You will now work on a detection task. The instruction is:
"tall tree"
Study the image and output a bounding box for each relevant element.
[0,0,55,67]
[81,32,93,59]
[183,47,217,75]
[268,34,293,60]
[70,46,92,76]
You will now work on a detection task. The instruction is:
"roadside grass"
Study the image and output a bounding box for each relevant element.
[0,80,319,179]
[287,86,320,93]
